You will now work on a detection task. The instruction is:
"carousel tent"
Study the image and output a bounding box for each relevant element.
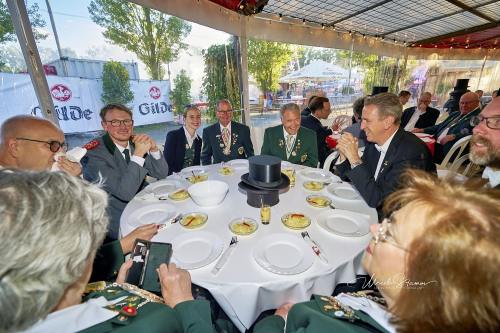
[279,60,349,83]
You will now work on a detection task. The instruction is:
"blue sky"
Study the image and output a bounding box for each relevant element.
[31,0,231,97]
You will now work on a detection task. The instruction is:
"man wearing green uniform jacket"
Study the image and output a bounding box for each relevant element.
[253,295,390,333]
[261,103,319,167]
[201,99,254,165]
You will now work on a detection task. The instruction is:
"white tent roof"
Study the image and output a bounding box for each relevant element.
[280,60,349,83]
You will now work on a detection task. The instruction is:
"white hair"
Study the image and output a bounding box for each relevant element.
[0,170,109,332]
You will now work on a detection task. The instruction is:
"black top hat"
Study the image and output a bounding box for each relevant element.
[241,155,290,190]
[454,79,469,90]
[371,86,389,96]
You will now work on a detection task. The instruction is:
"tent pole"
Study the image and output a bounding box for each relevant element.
[236,19,250,126]
[6,0,59,126]
[347,38,354,95]
[476,54,488,90]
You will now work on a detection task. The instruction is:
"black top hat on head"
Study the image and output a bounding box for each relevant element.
[241,155,290,190]
[371,86,389,96]
[454,79,469,90]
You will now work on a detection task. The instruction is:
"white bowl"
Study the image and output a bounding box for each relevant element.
[188,180,229,207]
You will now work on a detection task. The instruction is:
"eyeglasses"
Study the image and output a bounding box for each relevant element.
[374,215,409,252]
[16,137,68,153]
[470,115,500,129]
[104,119,134,127]
[217,110,233,114]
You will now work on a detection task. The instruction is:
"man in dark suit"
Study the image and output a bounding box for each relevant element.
[335,93,435,217]
[164,105,202,175]
[414,92,481,163]
[201,99,254,165]
[301,96,333,167]
[82,103,168,240]
[401,92,440,131]
[470,97,500,188]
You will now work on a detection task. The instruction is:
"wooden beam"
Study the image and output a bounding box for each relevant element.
[443,0,495,23]
[413,22,499,45]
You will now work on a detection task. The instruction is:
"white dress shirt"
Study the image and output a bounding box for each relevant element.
[283,127,297,159]
[374,130,397,180]
[404,108,423,131]
[115,142,161,167]
[183,126,200,148]
[482,166,500,188]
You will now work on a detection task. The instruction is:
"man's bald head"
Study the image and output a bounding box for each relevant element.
[459,92,480,115]
[1,116,61,142]
[0,116,65,171]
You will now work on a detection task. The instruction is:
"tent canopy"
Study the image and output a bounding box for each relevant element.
[280,60,350,82]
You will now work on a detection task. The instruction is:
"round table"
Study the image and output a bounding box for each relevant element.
[120,161,377,331]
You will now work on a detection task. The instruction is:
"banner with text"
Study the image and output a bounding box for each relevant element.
[0,73,172,133]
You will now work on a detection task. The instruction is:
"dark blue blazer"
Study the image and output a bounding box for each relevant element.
[301,114,332,167]
[401,106,440,129]
[164,127,202,175]
[335,128,436,217]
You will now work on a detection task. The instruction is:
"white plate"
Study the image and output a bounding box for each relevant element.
[145,179,182,196]
[316,209,370,237]
[298,168,340,183]
[228,159,249,170]
[124,203,177,226]
[326,183,362,201]
[182,165,207,173]
[172,231,224,270]
[253,233,314,275]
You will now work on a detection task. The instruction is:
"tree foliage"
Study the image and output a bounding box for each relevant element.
[0,0,47,44]
[247,39,293,95]
[88,0,191,80]
[101,61,134,105]
[170,69,192,115]
[295,47,337,68]
[202,42,240,120]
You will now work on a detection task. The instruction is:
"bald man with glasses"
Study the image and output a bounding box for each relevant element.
[0,115,81,176]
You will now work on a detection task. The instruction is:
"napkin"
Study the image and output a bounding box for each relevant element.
[51,147,87,171]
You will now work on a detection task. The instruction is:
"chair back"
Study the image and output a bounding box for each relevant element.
[323,150,339,171]
[437,135,471,169]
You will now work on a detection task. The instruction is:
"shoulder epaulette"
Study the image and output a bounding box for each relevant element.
[83,140,99,150]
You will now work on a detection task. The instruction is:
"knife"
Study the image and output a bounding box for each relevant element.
[301,231,329,263]
[211,236,238,275]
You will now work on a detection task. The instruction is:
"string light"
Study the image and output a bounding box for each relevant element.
[302,19,306,25]
[279,14,282,21]
[321,23,325,30]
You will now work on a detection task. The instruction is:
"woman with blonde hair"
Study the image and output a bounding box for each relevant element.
[255,170,500,333]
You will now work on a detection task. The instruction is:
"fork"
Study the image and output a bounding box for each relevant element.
[157,213,182,231]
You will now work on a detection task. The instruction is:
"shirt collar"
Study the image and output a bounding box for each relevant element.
[114,142,130,153]
[283,127,297,139]
[183,126,199,140]
[482,166,500,188]
[374,129,398,153]
[220,122,232,133]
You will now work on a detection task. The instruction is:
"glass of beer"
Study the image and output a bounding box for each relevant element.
[260,204,271,225]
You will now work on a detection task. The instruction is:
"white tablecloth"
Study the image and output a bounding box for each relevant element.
[120,162,377,331]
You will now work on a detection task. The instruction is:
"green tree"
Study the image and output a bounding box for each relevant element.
[88,0,191,80]
[296,46,337,68]
[0,0,47,44]
[170,69,192,115]
[247,39,293,95]
[101,61,134,105]
[202,43,240,121]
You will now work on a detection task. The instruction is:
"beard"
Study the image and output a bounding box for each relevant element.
[470,134,500,167]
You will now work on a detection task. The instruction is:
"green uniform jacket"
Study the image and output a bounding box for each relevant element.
[80,287,218,333]
[260,125,318,167]
[253,295,390,333]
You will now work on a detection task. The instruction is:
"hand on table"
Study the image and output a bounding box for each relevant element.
[158,263,194,308]
[57,156,82,176]
[275,303,294,319]
[115,259,133,284]
[132,134,153,157]
[439,134,455,145]
[336,132,361,165]
[120,224,158,254]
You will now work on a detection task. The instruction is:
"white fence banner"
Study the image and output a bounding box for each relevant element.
[0,73,172,133]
